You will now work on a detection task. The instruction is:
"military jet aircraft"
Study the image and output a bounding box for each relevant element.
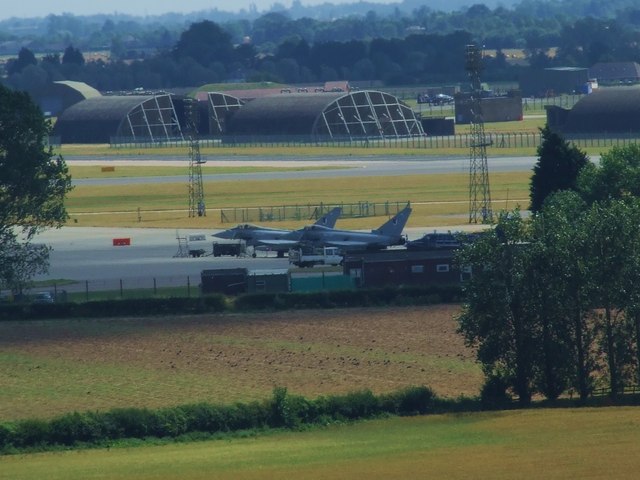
[212,207,342,256]
[261,204,412,252]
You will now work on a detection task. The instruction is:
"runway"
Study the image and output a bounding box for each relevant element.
[69,155,540,186]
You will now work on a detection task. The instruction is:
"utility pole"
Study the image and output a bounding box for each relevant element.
[185,99,206,217]
[465,44,493,224]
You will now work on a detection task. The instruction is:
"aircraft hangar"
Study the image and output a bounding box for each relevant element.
[221,90,424,139]
[546,86,640,134]
[53,94,183,144]
[51,87,422,143]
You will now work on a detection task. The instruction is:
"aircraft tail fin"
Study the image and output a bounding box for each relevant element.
[372,204,412,237]
[314,207,342,228]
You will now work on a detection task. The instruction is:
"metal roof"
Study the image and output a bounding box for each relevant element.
[563,86,640,133]
[225,90,423,139]
[589,62,640,82]
[53,80,101,99]
[226,92,345,135]
[53,95,180,143]
[56,95,157,122]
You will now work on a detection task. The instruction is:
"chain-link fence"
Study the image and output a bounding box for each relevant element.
[109,130,640,151]
[16,275,200,303]
[219,201,409,224]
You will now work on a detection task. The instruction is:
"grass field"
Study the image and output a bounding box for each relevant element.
[3,407,640,479]
[65,171,531,229]
[0,305,481,421]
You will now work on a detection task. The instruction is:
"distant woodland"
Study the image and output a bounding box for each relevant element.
[2,0,640,92]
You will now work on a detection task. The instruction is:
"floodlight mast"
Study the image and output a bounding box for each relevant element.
[465,44,493,224]
[185,99,206,217]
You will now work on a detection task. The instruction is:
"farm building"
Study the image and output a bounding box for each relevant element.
[34,80,101,117]
[546,86,640,134]
[343,249,468,289]
[223,90,424,140]
[53,94,183,144]
[454,90,523,124]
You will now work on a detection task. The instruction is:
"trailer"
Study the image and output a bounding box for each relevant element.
[212,241,244,257]
[289,246,343,268]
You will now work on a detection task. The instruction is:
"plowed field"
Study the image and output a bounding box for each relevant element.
[0,304,482,420]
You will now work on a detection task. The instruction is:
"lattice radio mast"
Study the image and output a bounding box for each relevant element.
[465,44,493,224]
[185,99,206,217]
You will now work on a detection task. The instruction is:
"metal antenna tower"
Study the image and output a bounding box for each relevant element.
[185,99,206,217]
[465,44,493,224]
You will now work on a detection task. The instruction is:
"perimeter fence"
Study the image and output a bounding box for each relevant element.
[109,131,640,150]
[19,275,201,303]
[219,201,410,224]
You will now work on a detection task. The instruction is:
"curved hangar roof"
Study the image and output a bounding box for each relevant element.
[562,86,640,134]
[226,90,423,138]
[54,94,182,144]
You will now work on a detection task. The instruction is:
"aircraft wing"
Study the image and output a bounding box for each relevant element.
[258,239,300,247]
[323,240,371,249]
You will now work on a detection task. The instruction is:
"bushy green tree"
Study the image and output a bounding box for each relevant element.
[578,143,640,204]
[457,211,539,405]
[0,84,72,293]
[532,191,595,400]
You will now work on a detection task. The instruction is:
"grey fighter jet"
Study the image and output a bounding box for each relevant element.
[261,204,412,252]
[212,207,342,256]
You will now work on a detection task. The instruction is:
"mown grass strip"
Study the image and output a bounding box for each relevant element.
[64,171,531,229]
[2,407,640,480]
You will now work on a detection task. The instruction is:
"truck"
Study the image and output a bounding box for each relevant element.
[289,247,343,268]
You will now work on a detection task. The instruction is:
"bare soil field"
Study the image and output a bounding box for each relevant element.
[0,305,481,421]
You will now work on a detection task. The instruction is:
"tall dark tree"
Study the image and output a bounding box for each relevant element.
[5,47,37,76]
[172,20,234,68]
[534,191,595,400]
[0,84,73,293]
[62,45,85,66]
[583,200,640,397]
[529,125,589,213]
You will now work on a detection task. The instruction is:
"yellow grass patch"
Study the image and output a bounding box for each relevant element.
[65,172,530,229]
[0,305,481,421]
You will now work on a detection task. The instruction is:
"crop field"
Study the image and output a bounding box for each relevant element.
[4,407,640,479]
[0,304,482,421]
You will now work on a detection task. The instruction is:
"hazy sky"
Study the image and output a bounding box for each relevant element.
[1,0,393,20]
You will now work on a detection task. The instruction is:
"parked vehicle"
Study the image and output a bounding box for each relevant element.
[289,247,343,268]
[33,292,54,304]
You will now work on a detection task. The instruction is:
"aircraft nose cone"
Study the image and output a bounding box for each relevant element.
[212,229,234,239]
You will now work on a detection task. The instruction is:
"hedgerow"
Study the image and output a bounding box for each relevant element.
[0,385,460,454]
[0,285,461,320]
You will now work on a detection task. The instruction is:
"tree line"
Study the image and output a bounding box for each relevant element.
[458,135,640,405]
[3,0,640,94]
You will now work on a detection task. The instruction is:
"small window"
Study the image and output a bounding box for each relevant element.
[436,264,450,273]
[411,265,424,273]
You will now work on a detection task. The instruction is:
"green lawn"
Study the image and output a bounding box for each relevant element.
[65,171,531,229]
[3,408,640,479]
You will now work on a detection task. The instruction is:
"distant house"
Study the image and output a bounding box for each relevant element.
[589,62,640,85]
